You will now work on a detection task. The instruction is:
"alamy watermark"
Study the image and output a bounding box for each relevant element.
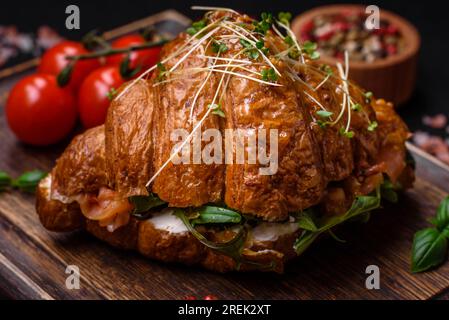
[365,265,380,290]
[365,5,380,30]
[65,5,80,30]
[170,128,279,175]
[65,265,80,290]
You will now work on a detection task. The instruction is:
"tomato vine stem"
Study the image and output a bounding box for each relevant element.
[64,39,169,61]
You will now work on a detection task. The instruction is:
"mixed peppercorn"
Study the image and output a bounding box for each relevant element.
[300,10,404,62]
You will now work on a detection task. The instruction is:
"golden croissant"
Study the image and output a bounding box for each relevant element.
[36,9,414,273]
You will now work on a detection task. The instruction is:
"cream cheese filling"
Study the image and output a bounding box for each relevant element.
[42,175,300,239]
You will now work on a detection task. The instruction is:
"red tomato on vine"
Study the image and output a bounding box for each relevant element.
[6,74,77,146]
[77,66,125,128]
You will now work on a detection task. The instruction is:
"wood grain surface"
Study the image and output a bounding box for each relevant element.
[0,12,449,301]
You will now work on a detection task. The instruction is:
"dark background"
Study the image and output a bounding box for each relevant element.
[1,0,448,132]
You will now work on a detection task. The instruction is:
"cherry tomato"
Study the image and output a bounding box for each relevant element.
[105,34,161,75]
[6,74,77,146]
[78,66,124,128]
[38,41,100,92]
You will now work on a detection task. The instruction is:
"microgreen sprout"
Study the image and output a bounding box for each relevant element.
[351,103,362,111]
[239,38,252,49]
[367,121,378,132]
[277,12,292,25]
[288,49,300,60]
[309,51,320,60]
[284,35,294,46]
[253,12,273,35]
[187,19,207,36]
[316,110,333,119]
[156,62,166,81]
[314,73,331,91]
[240,38,259,60]
[302,41,320,60]
[364,91,373,103]
[221,21,280,76]
[317,120,328,128]
[261,68,278,82]
[255,39,269,55]
[320,64,334,75]
[106,87,118,101]
[283,36,301,59]
[279,26,318,61]
[212,40,228,53]
[340,127,354,138]
[209,103,226,118]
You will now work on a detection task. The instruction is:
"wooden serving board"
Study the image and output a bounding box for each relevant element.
[1,12,449,301]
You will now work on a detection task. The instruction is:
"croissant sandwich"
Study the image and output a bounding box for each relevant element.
[36,9,414,273]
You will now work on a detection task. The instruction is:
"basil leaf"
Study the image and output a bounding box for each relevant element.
[129,194,166,216]
[176,209,275,271]
[381,181,398,203]
[175,209,246,259]
[0,171,12,191]
[191,206,241,226]
[294,189,381,255]
[12,170,47,193]
[294,230,320,256]
[296,210,318,231]
[315,191,380,231]
[411,228,448,273]
[432,196,449,231]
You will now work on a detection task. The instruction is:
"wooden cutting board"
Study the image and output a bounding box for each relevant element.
[1,11,449,301]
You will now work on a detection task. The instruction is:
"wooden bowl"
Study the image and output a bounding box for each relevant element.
[291,4,420,106]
